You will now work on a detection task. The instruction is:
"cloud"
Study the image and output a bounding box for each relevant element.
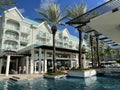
[103,0,109,2]
[40,0,57,7]
[19,8,25,14]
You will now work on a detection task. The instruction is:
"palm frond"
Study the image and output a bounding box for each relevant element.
[35,18,48,22]
[57,15,68,24]
[35,2,67,26]
[66,3,87,20]
[0,0,16,6]
[35,9,49,20]
[0,0,16,11]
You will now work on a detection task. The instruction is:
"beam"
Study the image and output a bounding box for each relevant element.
[99,37,108,40]
[92,34,102,37]
[85,30,96,33]
[104,40,112,42]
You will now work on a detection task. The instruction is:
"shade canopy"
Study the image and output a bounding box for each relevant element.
[66,0,120,47]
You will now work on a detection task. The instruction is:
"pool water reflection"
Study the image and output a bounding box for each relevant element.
[0,76,120,90]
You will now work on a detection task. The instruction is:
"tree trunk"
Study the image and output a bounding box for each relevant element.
[90,35,94,67]
[51,25,57,72]
[78,28,82,68]
[96,36,100,67]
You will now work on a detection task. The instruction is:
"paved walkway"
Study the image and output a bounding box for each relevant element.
[0,74,43,81]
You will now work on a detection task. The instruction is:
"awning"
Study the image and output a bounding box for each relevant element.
[35,45,79,53]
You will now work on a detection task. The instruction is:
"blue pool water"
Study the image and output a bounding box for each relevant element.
[0,76,120,90]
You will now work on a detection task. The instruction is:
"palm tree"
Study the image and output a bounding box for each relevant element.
[67,1,87,68]
[0,0,16,10]
[35,2,67,72]
[105,46,116,60]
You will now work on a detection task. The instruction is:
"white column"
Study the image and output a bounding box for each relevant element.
[70,54,73,69]
[5,55,10,76]
[76,54,79,68]
[30,49,34,74]
[44,60,47,72]
[44,50,47,72]
[0,59,3,74]
[39,48,42,73]
[82,54,87,68]
[26,56,29,74]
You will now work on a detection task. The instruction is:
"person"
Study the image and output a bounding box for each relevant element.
[18,66,22,74]
[23,66,26,74]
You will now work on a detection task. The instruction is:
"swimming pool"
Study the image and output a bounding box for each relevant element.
[0,76,120,90]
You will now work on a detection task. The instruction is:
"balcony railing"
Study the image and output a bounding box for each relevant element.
[37,32,51,39]
[5,25,20,31]
[21,30,30,35]
[64,39,69,44]
[5,35,19,40]
[56,38,63,43]
[36,41,52,46]
[4,46,18,51]
[20,38,29,43]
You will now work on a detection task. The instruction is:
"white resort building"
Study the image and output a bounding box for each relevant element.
[0,7,87,76]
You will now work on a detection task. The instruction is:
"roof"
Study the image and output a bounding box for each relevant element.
[70,35,79,41]
[57,29,79,41]
[24,18,40,26]
[4,7,24,19]
[35,45,79,53]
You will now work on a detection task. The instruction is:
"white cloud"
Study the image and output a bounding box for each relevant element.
[19,8,25,14]
[103,0,109,2]
[40,0,57,7]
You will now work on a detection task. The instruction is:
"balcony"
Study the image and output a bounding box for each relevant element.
[56,38,63,43]
[69,41,74,47]
[63,39,69,44]
[5,25,20,32]
[36,41,51,46]
[4,35,19,41]
[4,46,18,51]
[37,32,51,40]
[20,38,29,44]
[21,29,30,35]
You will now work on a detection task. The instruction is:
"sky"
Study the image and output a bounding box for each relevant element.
[4,0,109,37]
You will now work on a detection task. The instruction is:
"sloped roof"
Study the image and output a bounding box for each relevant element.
[24,18,40,26]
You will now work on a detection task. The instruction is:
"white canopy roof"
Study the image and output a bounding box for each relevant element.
[87,9,120,45]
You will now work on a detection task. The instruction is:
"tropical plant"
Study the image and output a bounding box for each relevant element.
[0,0,16,10]
[104,46,116,60]
[66,1,87,68]
[35,2,67,72]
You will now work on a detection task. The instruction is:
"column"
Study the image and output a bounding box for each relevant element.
[16,59,18,71]
[44,60,47,72]
[44,50,47,72]
[76,54,79,68]
[82,54,87,68]
[0,59,3,74]
[26,56,29,74]
[70,54,73,69]
[5,55,10,76]
[39,48,42,73]
[30,49,34,74]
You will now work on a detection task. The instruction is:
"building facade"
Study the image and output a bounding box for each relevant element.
[0,7,87,75]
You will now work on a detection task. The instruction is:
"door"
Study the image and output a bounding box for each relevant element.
[34,61,44,73]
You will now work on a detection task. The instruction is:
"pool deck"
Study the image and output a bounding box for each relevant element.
[0,74,44,81]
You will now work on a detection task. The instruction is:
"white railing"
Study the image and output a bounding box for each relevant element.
[5,25,20,31]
